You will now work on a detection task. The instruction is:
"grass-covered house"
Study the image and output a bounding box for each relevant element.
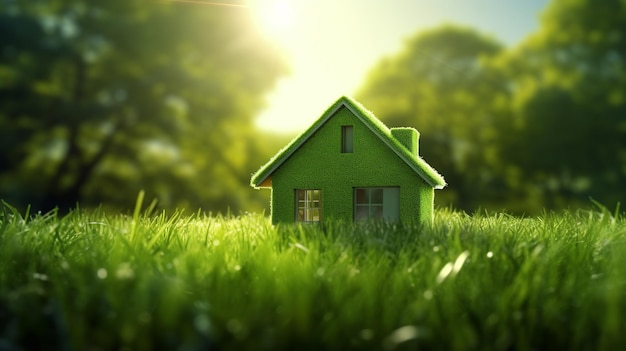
[251,96,445,224]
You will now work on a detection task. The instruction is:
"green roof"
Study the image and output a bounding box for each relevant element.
[251,96,446,189]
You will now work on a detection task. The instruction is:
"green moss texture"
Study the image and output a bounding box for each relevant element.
[251,96,445,225]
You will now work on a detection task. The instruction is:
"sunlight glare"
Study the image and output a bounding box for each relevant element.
[251,0,295,44]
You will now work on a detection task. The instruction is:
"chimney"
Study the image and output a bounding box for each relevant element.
[390,127,419,156]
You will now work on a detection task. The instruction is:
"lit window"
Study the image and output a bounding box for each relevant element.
[354,187,399,221]
[341,126,353,153]
[296,189,322,223]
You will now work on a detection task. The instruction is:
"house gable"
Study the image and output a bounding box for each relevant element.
[250,96,445,189]
[272,105,422,184]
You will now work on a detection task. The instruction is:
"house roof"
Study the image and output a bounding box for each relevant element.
[250,96,446,189]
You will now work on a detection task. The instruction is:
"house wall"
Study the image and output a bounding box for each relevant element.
[270,106,434,225]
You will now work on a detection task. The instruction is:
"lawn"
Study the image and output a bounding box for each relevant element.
[1,200,625,350]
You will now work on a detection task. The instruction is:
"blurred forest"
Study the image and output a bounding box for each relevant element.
[1,0,625,215]
[358,0,626,214]
[0,0,290,214]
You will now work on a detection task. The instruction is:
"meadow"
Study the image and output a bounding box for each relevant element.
[1,200,625,350]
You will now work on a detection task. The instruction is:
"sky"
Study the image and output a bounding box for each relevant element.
[250,0,551,133]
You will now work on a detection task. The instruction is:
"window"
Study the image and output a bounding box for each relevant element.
[296,189,322,223]
[355,188,383,219]
[354,187,400,221]
[341,125,353,153]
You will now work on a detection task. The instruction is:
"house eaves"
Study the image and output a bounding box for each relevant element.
[250,96,446,189]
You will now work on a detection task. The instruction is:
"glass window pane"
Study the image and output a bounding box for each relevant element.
[371,189,383,204]
[355,206,369,221]
[373,205,384,218]
[297,190,305,201]
[312,209,320,221]
[312,190,320,200]
[342,126,353,153]
[356,188,367,204]
[383,187,400,221]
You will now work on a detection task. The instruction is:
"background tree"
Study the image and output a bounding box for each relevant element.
[0,0,288,213]
[358,1,626,214]
[499,0,626,211]
[357,25,509,212]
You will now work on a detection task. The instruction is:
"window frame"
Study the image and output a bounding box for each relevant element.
[341,125,353,153]
[354,187,400,221]
[295,189,322,223]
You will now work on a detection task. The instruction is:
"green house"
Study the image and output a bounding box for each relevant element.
[251,96,446,225]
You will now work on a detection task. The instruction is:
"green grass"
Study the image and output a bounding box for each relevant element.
[1,201,625,350]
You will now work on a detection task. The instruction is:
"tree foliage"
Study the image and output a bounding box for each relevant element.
[357,25,508,212]
[0,0,288,212]
[358,0,626,213]
[501,0,626,210]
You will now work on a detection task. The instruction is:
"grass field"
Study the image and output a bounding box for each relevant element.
[1,200,625,351]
